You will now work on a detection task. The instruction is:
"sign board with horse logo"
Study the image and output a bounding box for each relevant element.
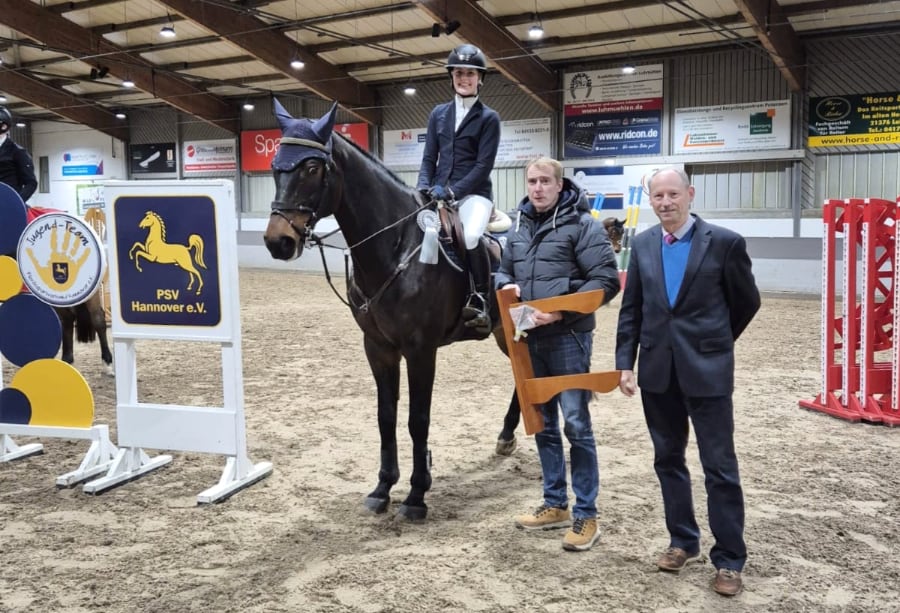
[86,180,271,503]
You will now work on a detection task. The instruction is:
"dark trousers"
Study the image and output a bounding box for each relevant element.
[641,372,746,571]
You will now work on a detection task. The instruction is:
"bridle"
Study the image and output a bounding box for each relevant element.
[268,134,439,312]
[269,136,339,246]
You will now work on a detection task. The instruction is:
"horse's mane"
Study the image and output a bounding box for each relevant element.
[332,132,413,193]
[148,211,166,240]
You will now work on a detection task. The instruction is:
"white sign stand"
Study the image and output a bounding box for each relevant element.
[0,424,118,486]
[84,180,272,503]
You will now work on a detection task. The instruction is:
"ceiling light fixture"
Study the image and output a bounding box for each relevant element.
[15,121,25,128]
[528,2,543,40]
[622,64,636,75]
[243,101,255,111]
[160,13,176,38]
[403,84,416,96]
[290,56,305,70]
[115,111,127,119]
[122,78,135,88]
[444,19,461,35]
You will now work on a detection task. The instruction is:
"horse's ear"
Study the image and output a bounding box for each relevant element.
[273,98,293,132]
[311,102,338,144]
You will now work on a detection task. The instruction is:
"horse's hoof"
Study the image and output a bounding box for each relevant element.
[495,436,517,456]
[363,496,390,514]
[397,504,427,522]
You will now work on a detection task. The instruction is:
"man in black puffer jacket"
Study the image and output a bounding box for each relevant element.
[496,156,619,552]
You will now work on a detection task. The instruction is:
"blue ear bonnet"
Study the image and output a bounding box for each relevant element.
[272,99,338,172]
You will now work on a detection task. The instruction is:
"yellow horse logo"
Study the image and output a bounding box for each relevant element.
[128,211,206,295]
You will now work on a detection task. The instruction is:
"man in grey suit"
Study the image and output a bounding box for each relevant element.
[615,167,760,596]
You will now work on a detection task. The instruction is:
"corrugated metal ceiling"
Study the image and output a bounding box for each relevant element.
[0,0,896,133]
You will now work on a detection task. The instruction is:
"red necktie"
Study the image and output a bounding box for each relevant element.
[664,233,677,245]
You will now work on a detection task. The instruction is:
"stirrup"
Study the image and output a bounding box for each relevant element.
[462,293,490,332]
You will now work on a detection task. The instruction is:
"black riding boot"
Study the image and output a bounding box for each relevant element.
[462,246,492,335]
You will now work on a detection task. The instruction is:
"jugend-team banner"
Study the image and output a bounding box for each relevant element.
[809,92,900,147]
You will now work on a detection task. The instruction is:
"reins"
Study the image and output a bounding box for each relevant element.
[305,196,434,311]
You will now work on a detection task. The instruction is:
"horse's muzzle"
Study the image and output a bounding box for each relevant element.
[264,234,302,261]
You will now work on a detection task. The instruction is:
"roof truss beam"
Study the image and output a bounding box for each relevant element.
[0,0,239,133]
[732,0,806,91]
[0,69,128,140]
[157,0,380,124]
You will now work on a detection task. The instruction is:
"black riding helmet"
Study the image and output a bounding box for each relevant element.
[446,44,487,91]
[0,106,12,133]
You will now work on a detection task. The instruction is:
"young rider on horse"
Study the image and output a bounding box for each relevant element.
[416,44,500,335]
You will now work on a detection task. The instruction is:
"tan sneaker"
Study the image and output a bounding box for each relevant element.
[562,517,600,551]
[514,504,571,530]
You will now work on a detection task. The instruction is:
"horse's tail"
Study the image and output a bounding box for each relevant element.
[189,235,206,269]
[74,303,97,343]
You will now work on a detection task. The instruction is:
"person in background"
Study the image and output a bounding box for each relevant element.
[416,44,500,334]
[0,106,37,208]
[615,167,760,596]
[496,156,620,552]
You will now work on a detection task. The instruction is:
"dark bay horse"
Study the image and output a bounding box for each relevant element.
[56,290,113,376]
[264,101,514,520]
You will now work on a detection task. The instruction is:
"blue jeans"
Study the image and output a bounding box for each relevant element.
[528,331,598,519]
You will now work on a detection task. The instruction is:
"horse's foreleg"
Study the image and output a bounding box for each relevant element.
[60,315,75,364]
[496,389,520,456]
[128,242,143,261]
[133,251,153,272]
[363,337,401,515]
[93,311,114,377]
[398,347,438,521]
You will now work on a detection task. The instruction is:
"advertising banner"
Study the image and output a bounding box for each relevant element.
[182,139,237,174]
[383,118,552,168]
[61,149,104,177]
[563,65,664,158]
[674,100,791,153]
[382,128,427,167]
[129,143,177,175]
[568,163,679,209]
[240,124,370,172]
[808,92,900,147]
[496,118,551,164]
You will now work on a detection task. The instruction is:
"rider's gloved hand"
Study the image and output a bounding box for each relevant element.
[428,185,454,203]
[418,188,433,202]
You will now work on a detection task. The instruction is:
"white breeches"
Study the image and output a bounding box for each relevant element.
[458,195,493,249]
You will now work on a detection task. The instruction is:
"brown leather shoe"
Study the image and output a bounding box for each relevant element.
[713,568,743,596]
[657,547,701,572]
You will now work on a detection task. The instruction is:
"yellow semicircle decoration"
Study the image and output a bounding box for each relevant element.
[0,255,23,300]
[10,359,94,427]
